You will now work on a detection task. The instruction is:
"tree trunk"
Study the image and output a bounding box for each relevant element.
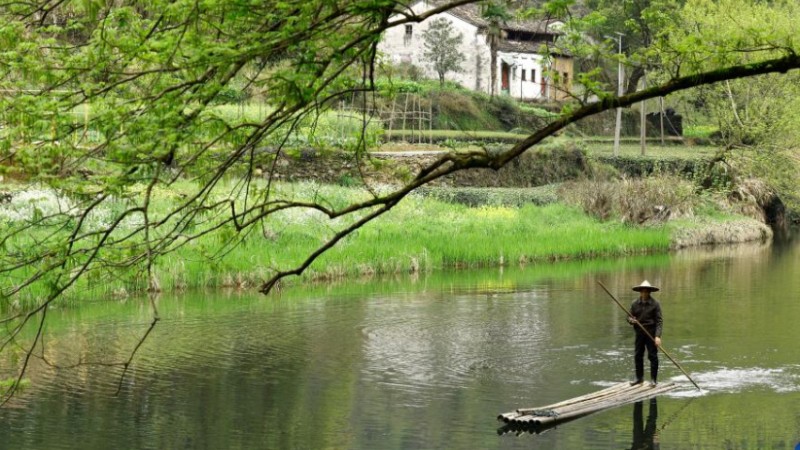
[626,65,645,95]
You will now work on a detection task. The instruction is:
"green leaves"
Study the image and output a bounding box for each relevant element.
[663,0,800,71]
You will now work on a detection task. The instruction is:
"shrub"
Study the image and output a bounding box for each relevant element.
[375,79,426,95]
[415,185,559,207]
[487,95,521,129]
[336,173,359,187]
[518,104,561,120]
[293,110,384,149]
[431,90,500,130]
[378,62,425,82]
[440,140,595,188]
[596,154,708,179]
[213,86,250,104]
[559,175,697,224]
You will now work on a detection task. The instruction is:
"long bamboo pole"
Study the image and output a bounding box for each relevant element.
[597,281,702,391]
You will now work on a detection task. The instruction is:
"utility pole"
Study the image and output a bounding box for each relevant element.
[659,97,665,146]
[640,71,646,156]
[611,32,624,157]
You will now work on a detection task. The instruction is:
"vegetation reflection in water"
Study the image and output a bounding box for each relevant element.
[1,240,800,449]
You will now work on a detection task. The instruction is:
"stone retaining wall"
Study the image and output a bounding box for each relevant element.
[265,147,592,188]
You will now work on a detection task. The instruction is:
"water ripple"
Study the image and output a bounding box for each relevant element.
[666,366,800,397]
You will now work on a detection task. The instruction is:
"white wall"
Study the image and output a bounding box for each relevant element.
[379,1,558,100]
[378,1,492,93]
[497,52,548,100]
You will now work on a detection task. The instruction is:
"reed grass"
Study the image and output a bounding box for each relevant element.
[154,190,671,292]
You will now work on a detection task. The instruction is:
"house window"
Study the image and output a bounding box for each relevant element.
[404,25,413,45]
[563,72,569,86]
[521,69,527,81]
[531,69,536,83]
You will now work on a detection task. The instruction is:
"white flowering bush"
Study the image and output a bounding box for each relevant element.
[0,187,146,231]
[0,187,74,223]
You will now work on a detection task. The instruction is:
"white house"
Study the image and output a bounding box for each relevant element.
[378,1,574,101]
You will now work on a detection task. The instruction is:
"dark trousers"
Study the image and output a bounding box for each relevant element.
[634,330,659,382]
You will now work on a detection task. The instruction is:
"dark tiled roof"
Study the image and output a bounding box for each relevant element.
[496,40,546,53]
[496,40,572,57]
[438,2,562,34]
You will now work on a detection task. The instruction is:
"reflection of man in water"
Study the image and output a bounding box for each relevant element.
[631,399,659,450]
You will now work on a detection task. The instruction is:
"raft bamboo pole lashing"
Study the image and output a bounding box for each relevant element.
[519,384,678,426]
[498,382,678,425]
[499,382,644,422]
[516,381,631,415]
[510,382,656,420]
[527,383,673,420]
[529,385,654,417]
[597,281,702,391]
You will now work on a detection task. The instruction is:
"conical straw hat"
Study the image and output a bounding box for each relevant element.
[632,280,659,292]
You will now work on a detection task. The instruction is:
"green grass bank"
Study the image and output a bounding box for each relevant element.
[135,183,770,295]
[161,199,672,292]
[1,179,770,304]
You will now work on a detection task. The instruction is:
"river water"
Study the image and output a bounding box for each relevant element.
[1,238,799,449]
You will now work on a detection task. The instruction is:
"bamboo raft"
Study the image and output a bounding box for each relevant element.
[498,381,678,427]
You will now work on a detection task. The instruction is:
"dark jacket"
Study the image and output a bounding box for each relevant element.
[630,297,663,337]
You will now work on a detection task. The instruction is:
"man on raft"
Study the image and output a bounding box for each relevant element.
[627,280,663,387]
